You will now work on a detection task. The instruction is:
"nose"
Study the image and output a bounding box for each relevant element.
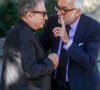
[45,14,48,20]
[57,9,62,16]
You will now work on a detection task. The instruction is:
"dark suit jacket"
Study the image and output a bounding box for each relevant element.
[40,14,100,90]
[0,19,54,90]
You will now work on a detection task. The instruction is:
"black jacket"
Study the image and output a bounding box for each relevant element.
[0,19,54,90]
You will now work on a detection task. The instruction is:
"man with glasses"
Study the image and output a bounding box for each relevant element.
[0,0,59,90]
[40,0,100,90]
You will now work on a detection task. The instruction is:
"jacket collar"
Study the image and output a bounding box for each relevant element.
[73,14,88,43]
[18,18,35,32]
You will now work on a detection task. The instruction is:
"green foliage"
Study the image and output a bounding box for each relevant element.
[0,0,56,37]
[0,1,18,37]
[46,0,57,16]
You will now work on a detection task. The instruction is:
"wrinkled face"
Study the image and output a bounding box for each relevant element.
[56,0,80,25]
[26,2,48,30]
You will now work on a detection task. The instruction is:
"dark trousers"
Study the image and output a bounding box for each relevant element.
[51,78,71,90]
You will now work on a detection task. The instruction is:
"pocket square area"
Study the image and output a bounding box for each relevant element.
[79,43,83,46]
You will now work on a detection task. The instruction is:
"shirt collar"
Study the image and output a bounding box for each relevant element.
[70,16,80,31]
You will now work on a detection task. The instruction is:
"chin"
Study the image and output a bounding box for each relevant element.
[40,24,44,28]
[35,25,43,30]
[37,26,43,30]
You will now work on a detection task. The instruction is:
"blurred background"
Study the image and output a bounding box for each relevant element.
[0,0,100,81]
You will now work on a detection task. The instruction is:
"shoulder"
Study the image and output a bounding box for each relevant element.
[9,21,34,42]
[81,14,100,28]
[80,14,100,34]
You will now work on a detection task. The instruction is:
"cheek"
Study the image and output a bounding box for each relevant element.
[64,12,76,24]
[33,14,45,28]
[70,11,76,19]
[70,14,74,19]
[34,18,40,24]
[37,19,43,28]
[38,17,44,26]
[35,18,44,28]
[63,15,70,24]
[36,16,43,23]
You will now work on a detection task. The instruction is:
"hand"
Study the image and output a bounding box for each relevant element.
[53,16,69,44]
[48,53,59,69]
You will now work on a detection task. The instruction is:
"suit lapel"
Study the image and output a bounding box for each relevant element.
[73,14,88,44]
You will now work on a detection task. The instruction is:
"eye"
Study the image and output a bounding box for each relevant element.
[62,6,68,11]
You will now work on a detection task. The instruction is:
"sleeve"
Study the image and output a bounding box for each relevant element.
[63,39,73,50]
[19,30,54,79]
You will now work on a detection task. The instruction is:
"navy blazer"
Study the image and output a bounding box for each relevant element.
[40,14,100,90]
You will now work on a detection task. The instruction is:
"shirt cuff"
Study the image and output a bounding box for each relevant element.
[63,39,73,50]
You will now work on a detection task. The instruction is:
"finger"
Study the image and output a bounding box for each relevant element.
[60,16,65,29]
[54,32,61,37]
[53,29,61,34]
[53,27,61,32]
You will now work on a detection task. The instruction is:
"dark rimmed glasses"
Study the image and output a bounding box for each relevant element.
[55,5,76,15]
[31,11,48,17]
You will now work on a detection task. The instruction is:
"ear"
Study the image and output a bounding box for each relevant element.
[25,11,33,20]
[75,9,81,19]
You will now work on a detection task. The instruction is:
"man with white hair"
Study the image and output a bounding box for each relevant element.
[40,0,100,90]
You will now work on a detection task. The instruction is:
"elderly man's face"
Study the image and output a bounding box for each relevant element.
[28,2,48,30]
[56,0,80,25]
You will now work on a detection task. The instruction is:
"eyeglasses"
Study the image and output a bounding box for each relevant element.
[31,11,48,17]
[55,5,76,15]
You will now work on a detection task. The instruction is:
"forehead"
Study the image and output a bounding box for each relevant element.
[58,0,74,8]
[34,2,46,11]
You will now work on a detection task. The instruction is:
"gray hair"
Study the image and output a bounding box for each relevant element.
[74,0,84,13]
[67,0,84,13]
[18,0,45,17]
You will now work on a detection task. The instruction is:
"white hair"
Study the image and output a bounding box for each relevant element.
[74,0,84,13]
[67,0,84,13]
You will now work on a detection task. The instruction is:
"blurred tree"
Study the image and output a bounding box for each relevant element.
[0,1,18,37]
[46,0,57,15]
